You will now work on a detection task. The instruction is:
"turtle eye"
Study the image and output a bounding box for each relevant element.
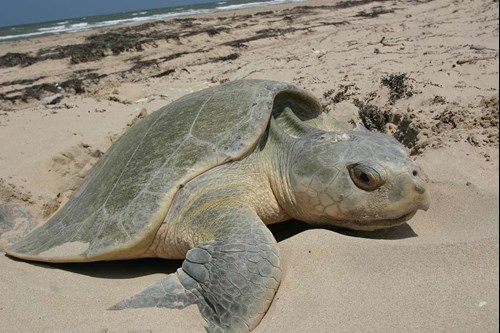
[348,163,386,191]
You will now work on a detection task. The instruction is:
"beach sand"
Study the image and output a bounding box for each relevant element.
[0,0,498,332]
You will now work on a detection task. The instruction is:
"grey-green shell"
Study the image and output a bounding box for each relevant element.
[7,80,321,262]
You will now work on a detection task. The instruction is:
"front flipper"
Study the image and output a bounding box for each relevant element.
[112,210,281,333]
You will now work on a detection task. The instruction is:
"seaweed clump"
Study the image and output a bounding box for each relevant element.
[0,52,37,68]
[381,73,414,104]
[356,100,422,155]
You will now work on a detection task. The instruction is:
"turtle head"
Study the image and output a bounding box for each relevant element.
[286,130,430,231]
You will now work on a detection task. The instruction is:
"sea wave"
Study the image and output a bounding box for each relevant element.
[217,0,303,11]
[70,23,89,28]
[38,25,68,33]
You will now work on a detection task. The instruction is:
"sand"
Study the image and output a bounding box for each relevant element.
[0,0,498,332]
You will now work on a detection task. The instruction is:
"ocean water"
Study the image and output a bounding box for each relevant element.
[0,0,304,41]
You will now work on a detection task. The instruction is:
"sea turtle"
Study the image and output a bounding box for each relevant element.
[1,80,429,333]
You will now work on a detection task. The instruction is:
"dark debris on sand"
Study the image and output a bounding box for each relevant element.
[381,73,415,104]
[0,1,407,105]
[356,101,422,155]
[0,73,102,104]
[355,6,395,18]
[0,0,392,70]
[0,52,37,68]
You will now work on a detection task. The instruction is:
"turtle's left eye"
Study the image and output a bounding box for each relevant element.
[348,162,386,191]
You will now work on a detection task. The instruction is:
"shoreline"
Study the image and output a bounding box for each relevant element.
[0,0,308,41]
[0,0,311,43]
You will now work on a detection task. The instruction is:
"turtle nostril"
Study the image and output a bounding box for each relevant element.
[412,170,418,177]
[415,182,426,194]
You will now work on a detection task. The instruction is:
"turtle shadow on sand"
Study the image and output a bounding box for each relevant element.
[1,198,417,281]
[5,254,182,279]
[5,220,416,280]
[2,215,416,280]
[268,219,418,242]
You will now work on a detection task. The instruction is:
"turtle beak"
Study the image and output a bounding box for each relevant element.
[418,193,430,211]
[414,178,430,211]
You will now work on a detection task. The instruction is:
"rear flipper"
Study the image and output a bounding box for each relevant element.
[0,204,38,251]
[112,224,281,333]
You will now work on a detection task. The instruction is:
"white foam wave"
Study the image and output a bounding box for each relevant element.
[38,25,68,33]
[217,0,303,11]
[70,23,89,28]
